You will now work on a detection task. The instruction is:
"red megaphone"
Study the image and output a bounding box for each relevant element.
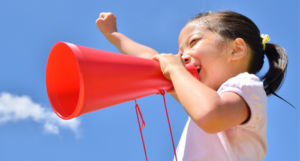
[46,42,199,120]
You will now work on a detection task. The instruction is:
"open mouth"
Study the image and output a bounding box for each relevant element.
[196,66,201,73]
[195,66,201,80]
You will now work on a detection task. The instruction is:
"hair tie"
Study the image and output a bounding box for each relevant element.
[261,34,270,50]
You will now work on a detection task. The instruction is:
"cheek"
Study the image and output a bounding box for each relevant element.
[195,43,219,59]
[201,56,226,79]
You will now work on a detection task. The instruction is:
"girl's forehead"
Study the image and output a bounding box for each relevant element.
[178,22,208,42]
[187,19,209,28]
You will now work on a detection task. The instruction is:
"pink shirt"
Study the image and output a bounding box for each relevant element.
[175,72,267,161]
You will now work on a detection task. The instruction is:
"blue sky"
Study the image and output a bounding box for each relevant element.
[0,0,299,160]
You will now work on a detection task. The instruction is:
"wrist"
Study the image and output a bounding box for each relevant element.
[104,32,119,45]
[169,66,187,80]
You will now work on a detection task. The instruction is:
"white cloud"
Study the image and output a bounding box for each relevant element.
[0,92,81,137]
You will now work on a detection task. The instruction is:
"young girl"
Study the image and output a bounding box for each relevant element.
[96,11,288,161]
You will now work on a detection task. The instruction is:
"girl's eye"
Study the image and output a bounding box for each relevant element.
[189,39,198,47]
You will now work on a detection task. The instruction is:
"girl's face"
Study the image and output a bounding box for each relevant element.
[178,21,234,90]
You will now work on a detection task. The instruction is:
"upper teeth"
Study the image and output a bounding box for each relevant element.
[196,66,201,69]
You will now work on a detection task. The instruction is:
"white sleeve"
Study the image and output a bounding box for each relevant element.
[217,73,267,130]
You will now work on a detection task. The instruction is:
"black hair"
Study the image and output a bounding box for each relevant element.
[189,11,294,108]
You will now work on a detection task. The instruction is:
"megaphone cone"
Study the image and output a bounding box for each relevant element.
[46,42,199,120]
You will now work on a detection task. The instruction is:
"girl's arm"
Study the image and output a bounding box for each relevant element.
[152,54,249,134]
[96,12,159,59]
[96,12,180,102]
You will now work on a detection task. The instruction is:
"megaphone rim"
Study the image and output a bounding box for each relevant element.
[46,42,87,120]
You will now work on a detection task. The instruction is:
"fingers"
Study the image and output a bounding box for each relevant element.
[151,53,174,59]
[151,54,160,61]
[99,12,107,19]
[151,53,172,63]
[152,53,185,80]
[166,88,176,94]
[96,12,116,22]
[99,12,111,19]
[152,53,184,66]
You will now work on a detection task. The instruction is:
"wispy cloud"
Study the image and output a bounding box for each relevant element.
[0,92,81,137]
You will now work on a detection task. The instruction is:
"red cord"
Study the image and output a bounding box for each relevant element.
[135,100,148,161]
[159,91,178,161]
[134,92,178,161]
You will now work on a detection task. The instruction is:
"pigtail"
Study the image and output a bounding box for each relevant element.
[262,43,294,108]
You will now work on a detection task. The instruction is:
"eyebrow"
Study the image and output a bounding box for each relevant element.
[192,29,205,35]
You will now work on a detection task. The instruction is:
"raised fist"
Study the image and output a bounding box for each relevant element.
[96,12,117,37]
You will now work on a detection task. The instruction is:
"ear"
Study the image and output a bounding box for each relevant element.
[231,38,248,60]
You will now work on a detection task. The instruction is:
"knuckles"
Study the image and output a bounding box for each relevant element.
[98,12,116,20]
[96,12,117,27]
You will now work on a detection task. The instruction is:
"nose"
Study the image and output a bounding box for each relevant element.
[181,53,191,64]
